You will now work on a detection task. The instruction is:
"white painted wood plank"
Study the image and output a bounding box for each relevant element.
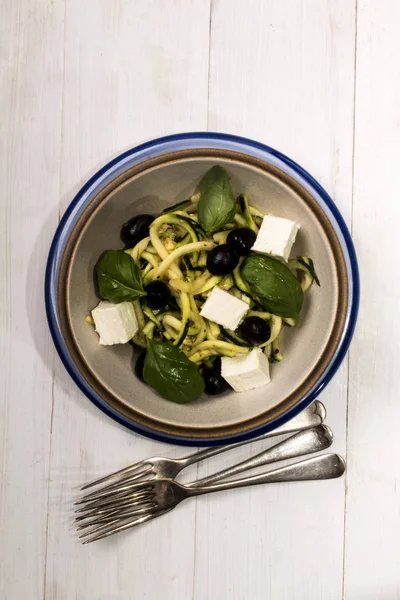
[344,1,400,598]
[193,2,356,599]
[0,1,64,598]
[45,2,210,599]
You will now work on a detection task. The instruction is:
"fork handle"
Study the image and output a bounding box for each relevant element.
[188,425,333,487]
[184,454,345,497]
[180,401,326,466]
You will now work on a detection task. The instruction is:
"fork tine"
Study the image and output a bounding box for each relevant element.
[79,512,150,540]
[81,464,154,498]
[77,503,158,532]
[79,516,130,539]
[75,489,154,516]
[76,502,157,535]
[75,506,122,523]
[75,498,153,523]
[81,509,169,544]
[74,495,152,521]
[79,504,158,538]
[78,466,155,503]
[75,498,154,524]
[75,482,153,509]
[75,490,152,515]
[76,482,151,508]
[80,460,148,491]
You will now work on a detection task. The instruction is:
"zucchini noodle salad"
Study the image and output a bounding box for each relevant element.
[89,165,320,404]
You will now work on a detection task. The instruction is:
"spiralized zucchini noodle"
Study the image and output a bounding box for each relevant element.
[123,197,315,366]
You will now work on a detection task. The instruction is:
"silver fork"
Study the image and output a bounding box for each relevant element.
[75,424,333,536]
[78,453,345,543]
[79,400,326,498]
[76,423,332,508]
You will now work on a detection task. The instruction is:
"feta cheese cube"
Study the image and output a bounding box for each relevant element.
[251,215,299,261]
[221,348,271,392]
[91,301,138,345]
[200,287,249,330]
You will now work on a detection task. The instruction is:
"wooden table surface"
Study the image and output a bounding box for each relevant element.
[1,1,399,598]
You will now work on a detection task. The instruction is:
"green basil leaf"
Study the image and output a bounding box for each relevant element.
[96,250,146,303]
[197,165,236,234]
[242,254,304,318]
[143,340,205,403]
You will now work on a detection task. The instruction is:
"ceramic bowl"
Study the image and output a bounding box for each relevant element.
[45,133,359,445]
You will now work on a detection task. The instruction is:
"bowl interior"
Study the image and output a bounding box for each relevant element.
[62,152,346,439]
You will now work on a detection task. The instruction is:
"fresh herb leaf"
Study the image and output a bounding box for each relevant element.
[197,166,236,234]
[96,250,146,303]
[242,254,304,318]
[143,340,205,403]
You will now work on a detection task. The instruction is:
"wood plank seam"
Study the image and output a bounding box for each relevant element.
[342,1,359,598]
[43,1,68,597]
[42,372,56,600]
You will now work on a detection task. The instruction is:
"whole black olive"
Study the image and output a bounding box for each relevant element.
[240,316,271,345]
[207,244,240,276]
[211,356,222,371]
[203,359,232,395]
[227,227,257,256]
[135,350,147,381]
[120,214,155,246]
[145,280,171,310]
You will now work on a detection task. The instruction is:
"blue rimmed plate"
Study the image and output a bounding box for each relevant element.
[45,133,359,446]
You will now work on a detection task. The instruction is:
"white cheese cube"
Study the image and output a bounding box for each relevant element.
[221,349,271,392]
[200,287,249,330]
[251,215,299,261]
[91,301,138,345]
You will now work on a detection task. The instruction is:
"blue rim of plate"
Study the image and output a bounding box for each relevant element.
[45,132,359,446]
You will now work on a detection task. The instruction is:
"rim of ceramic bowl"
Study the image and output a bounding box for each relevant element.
[45,132,359,446]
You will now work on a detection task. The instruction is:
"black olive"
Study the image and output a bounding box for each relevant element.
[240,316,271,345]
[166,295,180,311]
[145,280,171,310]
[134,350,147,381]
[203,359,232,395]
[211,356,222,371]
[207,244,240,276]
[120,214,155,246]
[227,228,257,256]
